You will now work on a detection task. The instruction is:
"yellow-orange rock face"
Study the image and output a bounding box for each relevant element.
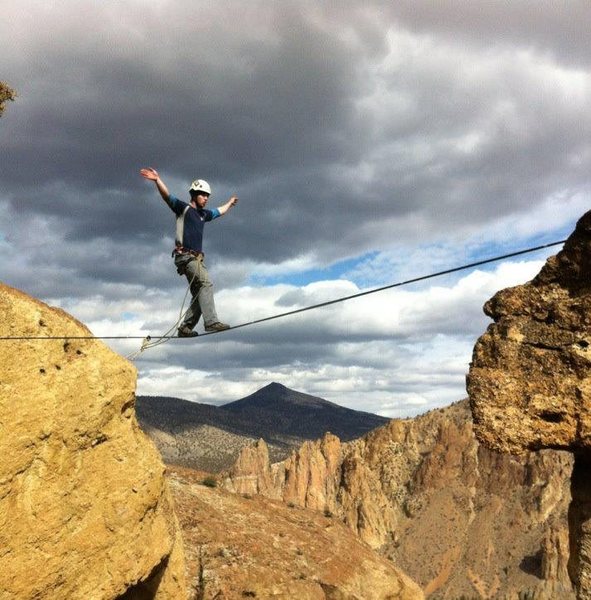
[467,211,591,598]
[0,283,186,599]
[467,212,591,455]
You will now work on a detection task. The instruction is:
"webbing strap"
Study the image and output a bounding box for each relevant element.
[175,205,190,247]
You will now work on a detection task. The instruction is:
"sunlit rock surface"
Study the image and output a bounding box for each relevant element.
[0,282,186,599]
[468,211,591,598]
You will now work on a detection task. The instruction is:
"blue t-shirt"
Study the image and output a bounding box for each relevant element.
[166,195,220,253]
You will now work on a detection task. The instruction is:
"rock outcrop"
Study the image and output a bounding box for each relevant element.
[0,283,187,599]
[467,211,591,598]
[224,400,574,598]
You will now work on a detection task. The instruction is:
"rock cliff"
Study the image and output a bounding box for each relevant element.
[0,283,187,599]
[224,400,573,598]
[467,211,591,598]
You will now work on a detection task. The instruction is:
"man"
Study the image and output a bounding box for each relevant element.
[140,167,238,337]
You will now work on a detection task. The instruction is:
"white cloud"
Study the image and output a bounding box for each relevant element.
[65,257,546,417]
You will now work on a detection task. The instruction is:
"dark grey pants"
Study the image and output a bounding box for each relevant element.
[174,254,219,330]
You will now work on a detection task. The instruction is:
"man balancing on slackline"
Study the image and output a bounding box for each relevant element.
[140,167,238,337]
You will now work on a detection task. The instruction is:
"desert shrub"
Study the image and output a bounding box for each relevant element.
[0,82,16,116]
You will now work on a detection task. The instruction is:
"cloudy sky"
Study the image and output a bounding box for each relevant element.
[2,0,589,417]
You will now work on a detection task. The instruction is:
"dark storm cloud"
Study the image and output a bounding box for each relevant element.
[387,0,591,69]
[3,0,590,278]
[3,0,371,271]
[2,1,359,185]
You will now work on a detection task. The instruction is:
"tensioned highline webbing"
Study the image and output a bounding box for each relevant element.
[0,239,566,343]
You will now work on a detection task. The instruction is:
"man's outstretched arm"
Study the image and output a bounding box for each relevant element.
[140,167,171,203]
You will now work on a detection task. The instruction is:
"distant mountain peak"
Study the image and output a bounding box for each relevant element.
[136,384,389,472]
[220,383,388,435]
[223,383,333,410]
[262,382,288,392]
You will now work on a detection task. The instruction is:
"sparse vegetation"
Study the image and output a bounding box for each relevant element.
[0,81,16,117]
[201,476,217,488]
[194,546,206,600]
[156,393,571,599]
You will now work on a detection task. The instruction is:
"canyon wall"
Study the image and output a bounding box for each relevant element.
[224,400,573,598]
[468,210,591,598]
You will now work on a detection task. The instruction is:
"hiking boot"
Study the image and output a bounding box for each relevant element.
[178,325,198,338]
[205,321,230,332]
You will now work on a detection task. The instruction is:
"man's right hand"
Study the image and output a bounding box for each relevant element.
[140,167,171,202]
[140,167,159,181]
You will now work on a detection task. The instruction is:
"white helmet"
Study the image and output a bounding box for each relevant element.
[189,179,211,195]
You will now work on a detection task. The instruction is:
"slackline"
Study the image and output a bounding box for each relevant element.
[0,239,566,343]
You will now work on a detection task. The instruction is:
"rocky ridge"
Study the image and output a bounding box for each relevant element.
[137,396,264,473]
[0,282,186,599]
[468,210,591,598]
[137,384,388,472]
[224,399,574,598]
